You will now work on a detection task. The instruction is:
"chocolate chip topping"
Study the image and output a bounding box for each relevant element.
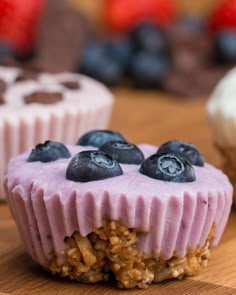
[0,96,5,104]
[24,91,63,104]
[0,79,6,93]
[0,80,6,105]
[60,80,80,90]
[16,70,39,82]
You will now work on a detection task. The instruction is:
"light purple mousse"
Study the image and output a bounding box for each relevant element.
[5,144,233,268]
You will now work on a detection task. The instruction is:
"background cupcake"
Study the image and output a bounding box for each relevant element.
[207,67,236,203]
[0,67,114,200]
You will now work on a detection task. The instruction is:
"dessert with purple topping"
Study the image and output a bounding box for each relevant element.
[5,131,232,288]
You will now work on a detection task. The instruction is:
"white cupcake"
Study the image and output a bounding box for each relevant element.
[0,67,114,200]
[207,67,236,203]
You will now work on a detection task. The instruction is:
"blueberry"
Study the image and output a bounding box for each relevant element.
[130,51,169,88]
[157,140,204,166]
[0,43,14,58]
[78,44,123,86]
[0,42,15,65]
[66,150,123,182]
[214,30,236,63]
[77,130,127,148]
[140,153,195,183]
[27,141,71,162]
[129,21,169,54]
[105,38,132,67]
[99,141,144,164]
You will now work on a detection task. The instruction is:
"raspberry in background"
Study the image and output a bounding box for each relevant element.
[0,0,46,58]
[209,0,236,33]
[103,0,176,33]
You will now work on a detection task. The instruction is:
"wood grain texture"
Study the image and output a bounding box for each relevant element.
[1,88,236,295]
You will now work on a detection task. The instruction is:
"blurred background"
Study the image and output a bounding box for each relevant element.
[0,0,236,98]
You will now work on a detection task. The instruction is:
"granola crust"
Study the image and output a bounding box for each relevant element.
[49,220,214,289]
[216,145,236,204]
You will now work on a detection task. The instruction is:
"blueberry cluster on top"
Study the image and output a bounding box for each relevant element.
[69,130,145,182]
[27,130,205,184]
[72,130,204,183]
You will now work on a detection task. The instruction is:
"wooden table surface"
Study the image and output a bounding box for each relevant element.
[1,88,236,295]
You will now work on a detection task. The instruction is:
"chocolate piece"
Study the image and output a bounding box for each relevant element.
[172,45,206,72]
[16,69,39,82]
[35,0,90,72]
[60,80,80,90]
[163,66,230,98]
[24,91,63,104]
[0,79,6,93]
[172,36,212,71]
[163,21,231,97]
[167,20,213,72]
[0,79,6,105]
[0,96,5,104]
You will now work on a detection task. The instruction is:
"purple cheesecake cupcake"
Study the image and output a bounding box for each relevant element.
[5,131,233,289]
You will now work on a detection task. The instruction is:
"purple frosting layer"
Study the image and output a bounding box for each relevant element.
[5,144,233,268]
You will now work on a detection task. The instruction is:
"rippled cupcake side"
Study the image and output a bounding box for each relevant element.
[4,143,233,288]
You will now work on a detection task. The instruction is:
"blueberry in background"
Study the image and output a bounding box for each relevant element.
[0,42,16,65]
[66,150,123,182]
[105,38,133,69]
[0,43,15,58]
[0,42,35,63]
[79,44,106,70]
[157,140,204,166]
[78,21,171,88]
[78,43,124,86]
[140,152,195,183]
[27,141,71,163]
[129,51,170,88]
[77,130,127,148]
[129,21,169,55]
[213,30,236,63]
[99,141,144,164]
